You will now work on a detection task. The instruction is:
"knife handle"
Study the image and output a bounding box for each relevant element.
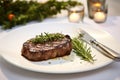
[90,40,120,62]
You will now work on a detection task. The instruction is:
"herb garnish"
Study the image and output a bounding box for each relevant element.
[72,38,94,63]
[31,33,94,63]
[31,33,64,44]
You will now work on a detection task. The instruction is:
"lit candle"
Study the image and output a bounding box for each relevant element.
[69,12,81,23]
[94,11,106,23]
[88,2,102,19]
[68,5,84,23]
[93,2,102,8]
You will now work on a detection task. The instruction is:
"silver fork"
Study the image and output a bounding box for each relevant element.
[79,29,120,62]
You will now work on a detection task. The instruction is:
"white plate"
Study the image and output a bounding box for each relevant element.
[0,23,119,74]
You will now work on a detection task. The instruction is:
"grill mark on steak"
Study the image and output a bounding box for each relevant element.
[21,35,72,61]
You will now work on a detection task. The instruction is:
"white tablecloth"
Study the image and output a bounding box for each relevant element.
[0,15,120,80]
[0,0,120,79]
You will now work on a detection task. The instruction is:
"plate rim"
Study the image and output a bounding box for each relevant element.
[0,22,115,74]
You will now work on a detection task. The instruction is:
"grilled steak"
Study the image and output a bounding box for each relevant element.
[21,34,72,61]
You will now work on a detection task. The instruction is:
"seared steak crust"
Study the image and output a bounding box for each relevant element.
[21,35,72,61]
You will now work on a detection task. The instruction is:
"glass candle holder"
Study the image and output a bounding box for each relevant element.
[68,5,84,23]
[93,5,108,23]
[87,0,106,19]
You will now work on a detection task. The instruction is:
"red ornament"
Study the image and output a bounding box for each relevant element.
[8,14,15,21]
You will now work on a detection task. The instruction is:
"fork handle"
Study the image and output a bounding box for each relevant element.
[90,40,120,62]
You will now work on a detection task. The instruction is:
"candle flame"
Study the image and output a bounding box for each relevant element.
[94,2,101,7]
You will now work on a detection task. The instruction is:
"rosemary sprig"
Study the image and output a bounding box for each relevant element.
[31,33,64,44]
[72,38,94,63]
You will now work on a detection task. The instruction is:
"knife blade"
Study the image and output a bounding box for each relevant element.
[78,29,120,61]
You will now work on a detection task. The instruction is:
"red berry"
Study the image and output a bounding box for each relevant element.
[8,14,15,21]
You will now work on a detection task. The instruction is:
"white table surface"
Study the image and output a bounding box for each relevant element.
[0,0,120,80]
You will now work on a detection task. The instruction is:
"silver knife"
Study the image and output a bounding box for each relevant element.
[79,29,120,61]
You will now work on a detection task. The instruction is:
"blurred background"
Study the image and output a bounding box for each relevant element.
[12,0,120,16]
[107,0,120,16]
[75,0,120,16]
[24,0,120,16]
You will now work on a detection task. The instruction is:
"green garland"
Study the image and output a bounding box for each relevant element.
[0,0,81,29]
